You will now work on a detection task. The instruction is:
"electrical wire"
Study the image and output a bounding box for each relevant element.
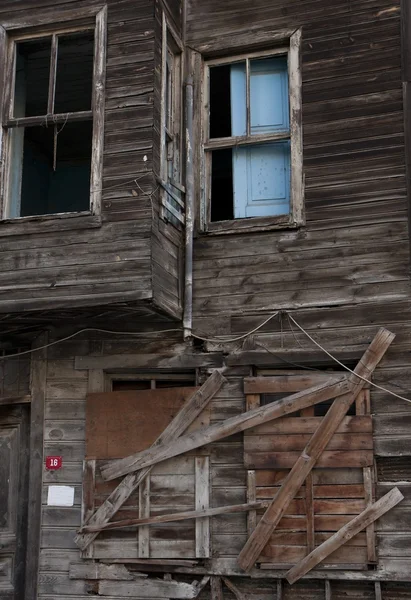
[287,313,411,406]
[0,328,182,360]
[191,311,280,344]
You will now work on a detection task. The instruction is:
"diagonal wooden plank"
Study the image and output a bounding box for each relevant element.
[75,370,226,551]
[237,328,395,572]
[101,377,349,481]
[79,500,271,533]
[286,487,403,584]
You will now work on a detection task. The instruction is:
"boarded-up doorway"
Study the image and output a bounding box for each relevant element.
[0,405,29,600]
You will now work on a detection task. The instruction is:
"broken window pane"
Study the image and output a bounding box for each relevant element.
[19,121,92,217]
[14,37,51,118]
[54,31,94,113]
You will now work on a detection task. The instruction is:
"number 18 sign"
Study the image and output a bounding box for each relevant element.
[46,456,62,470]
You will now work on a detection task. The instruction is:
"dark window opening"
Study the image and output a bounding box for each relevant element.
[209,64,232,139]
[112,376,196,391]
[14,38,51,118]
[210,148,233,221]
[7,29,95,218]
[19,121,92,217]
[54,32,94,113]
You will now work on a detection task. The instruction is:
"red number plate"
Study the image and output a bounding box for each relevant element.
[46,456,62,470]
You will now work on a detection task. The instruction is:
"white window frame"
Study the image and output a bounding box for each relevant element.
[0,6,106,223]
[200,29,303,234]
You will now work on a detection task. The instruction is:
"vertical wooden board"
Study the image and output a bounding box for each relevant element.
[247,470,257,536]
[26,332,47,600]
[363,466,377,563]
[246,393,260,538]
[81,460,96,559]
[195,456,210,558]
[139,474,150,558]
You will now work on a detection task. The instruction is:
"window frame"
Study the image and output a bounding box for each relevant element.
[200,29,303,234]
[159,11,185,227]
[0,6,106,223]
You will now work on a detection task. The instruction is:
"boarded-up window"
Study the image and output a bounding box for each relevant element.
[245,370,376,570]
[83,384,211,559]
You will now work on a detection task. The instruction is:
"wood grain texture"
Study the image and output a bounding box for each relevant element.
[101,378,349,480]
[76,371,225,551]
[238,328,393,572]
[286,487,404,584]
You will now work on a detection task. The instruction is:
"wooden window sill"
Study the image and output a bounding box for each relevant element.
[199,215,303,236]
[0,211,102,237]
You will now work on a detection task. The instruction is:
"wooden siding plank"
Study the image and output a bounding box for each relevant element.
[195,456,210,558]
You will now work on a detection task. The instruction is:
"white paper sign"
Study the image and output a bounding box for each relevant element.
[47,485,75,507]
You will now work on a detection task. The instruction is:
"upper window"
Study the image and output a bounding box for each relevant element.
[1,9,106,220]
[201,31,303,233]
[159,13,184,228]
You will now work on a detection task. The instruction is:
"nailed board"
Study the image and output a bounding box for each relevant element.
[244,371,375,570]
[85,387,200,459]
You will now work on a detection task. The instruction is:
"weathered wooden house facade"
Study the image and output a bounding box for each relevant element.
[1,0,411,599]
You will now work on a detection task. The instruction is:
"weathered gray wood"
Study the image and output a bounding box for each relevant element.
[25,332,47,600]
[195,456,210,558]
[101,378,349,480]
[80,501,271,532]
[238,328,394,572]
[69,563,134,580]
[286,487,404,584]
[0,394,31,406]
[210,576,223,600]
[76,371,226,550]
[75,353,224,370]
[98,578,202,599]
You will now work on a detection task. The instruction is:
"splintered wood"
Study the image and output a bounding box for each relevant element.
[238,328,394,572]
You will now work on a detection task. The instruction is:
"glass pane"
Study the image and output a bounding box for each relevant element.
[14,38,51,118]
[209,64,234,138]
[54,31,94,113]
[233,142,290,218]
[250,56,289,134]
[19,121,92,217]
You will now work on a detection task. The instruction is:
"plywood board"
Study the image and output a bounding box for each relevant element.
[86,387,199,459]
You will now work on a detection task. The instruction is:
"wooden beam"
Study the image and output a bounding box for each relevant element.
[98,578,202,599]
[75,370,226,551]
[75,352,224,370]
[69,563,135,580]
[286,487,404,584]
[237,328,394,572]
[210,577,223,600]
[101,378,349,481]
[0,394,31,406]
[79,500,271,533]
[222,578,246,600]
[25,332,47,600]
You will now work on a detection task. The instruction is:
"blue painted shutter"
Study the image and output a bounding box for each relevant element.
[230,57,290,219]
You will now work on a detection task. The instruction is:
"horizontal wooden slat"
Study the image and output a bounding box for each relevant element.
[255,484,365,499]
[255,467,365,487]
[246,450,374,469]
[255,497,365,514]
[268,531,367,547]
[244,373,345,393]
[248,415,372,435]
[244,432,373,453]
